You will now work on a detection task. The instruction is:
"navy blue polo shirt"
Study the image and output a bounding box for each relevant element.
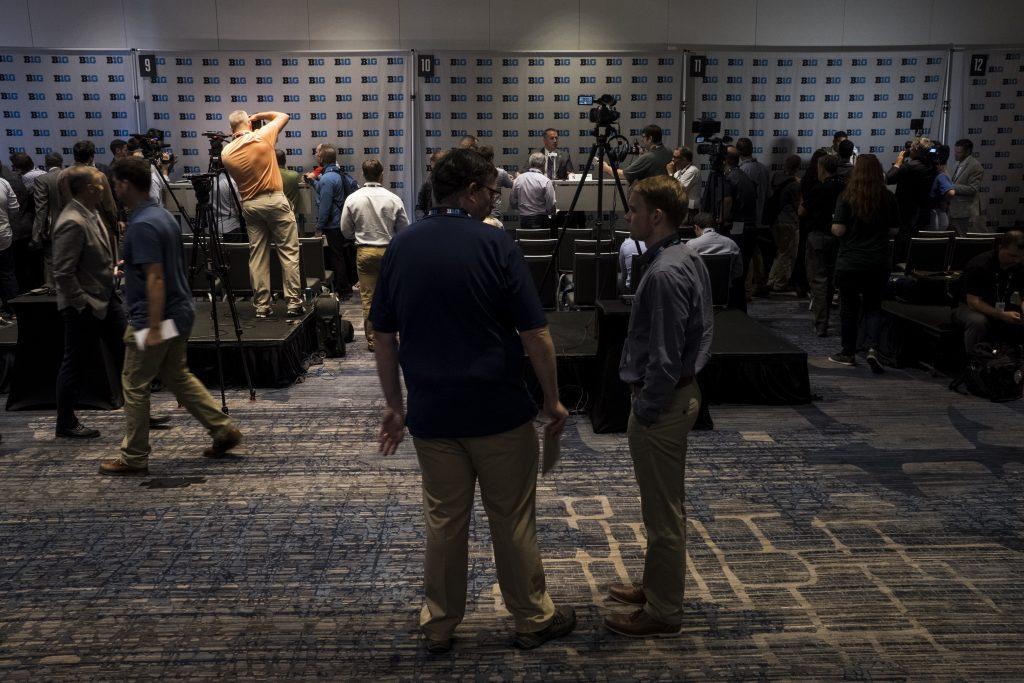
[370,211,547,439]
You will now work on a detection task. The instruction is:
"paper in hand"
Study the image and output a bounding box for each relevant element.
[133,319,179,350]
[542,427,561,476]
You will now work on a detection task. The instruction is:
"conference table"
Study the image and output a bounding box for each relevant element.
[553,179,627,213]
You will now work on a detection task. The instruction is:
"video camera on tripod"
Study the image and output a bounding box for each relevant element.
[578,94,638,164]
[130,128,176,168]
[692,119,732,172]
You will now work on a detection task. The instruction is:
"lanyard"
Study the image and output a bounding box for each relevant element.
[427,207,471,219]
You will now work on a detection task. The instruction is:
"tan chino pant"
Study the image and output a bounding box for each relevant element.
[355,245,387,347]
[626,382,701,626]
[241,191,302,312]
[119,327,234,466]
[412,420,557,639]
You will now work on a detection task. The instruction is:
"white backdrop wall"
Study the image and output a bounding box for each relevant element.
[957,48,1024,228]
[416,52,683,176]
[0,50,138,161]
[688,50,948,170]
[139,51,415,213]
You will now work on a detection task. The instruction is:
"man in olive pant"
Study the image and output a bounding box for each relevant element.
[605,175,713,637]
[99,158,241,475]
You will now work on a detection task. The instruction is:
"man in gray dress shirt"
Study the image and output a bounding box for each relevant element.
[510,152,555,230]
[605,175,713,638]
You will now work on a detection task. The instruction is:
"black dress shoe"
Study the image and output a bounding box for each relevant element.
[56,424,101,439]
[149,416,172,429]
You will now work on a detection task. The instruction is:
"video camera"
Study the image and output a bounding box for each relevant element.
[130,128,174,163]
[581,94,621,127]
[692,119,732,172]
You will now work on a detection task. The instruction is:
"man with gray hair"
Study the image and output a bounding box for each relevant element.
[220,110,304,318]
[510,152,555,231]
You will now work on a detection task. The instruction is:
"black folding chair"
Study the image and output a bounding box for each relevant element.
[519,238,558,256]
[299,236,330,293]
[700,253,733,309]
[573,238,615,255]
[515,228,550,241]
[573,252,619,307]
[948,237,996,272]
[523,254,557,309]
[557,228,596,273]
[905,237,951,274]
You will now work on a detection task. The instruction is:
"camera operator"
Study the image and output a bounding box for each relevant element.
[667,148,700,222]
[949,139,985,235]
[220,110,304,319]
[603,124,672,184]
[215,171,245,242]
[886,137,937,258]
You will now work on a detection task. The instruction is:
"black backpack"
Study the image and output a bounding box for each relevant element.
[314,293,353,358]
[950,342,1024,402]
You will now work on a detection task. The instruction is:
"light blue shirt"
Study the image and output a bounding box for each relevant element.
[618,237,646,292]
[688,227,743,280]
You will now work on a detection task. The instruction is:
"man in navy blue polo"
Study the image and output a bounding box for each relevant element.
[370,148,575,653]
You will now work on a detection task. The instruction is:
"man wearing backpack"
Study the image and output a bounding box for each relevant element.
[314,144,358,300]
[766,155,803,292]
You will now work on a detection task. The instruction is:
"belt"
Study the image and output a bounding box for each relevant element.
[632,375,694,393]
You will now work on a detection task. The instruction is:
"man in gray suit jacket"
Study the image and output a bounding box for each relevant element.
[31,152,65,288]
[949,139,985,235]
[52,166,124,439]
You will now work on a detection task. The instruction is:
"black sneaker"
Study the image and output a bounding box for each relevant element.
[828,352,856,366]
[286,305,305,319]
[866,348,885,374]
[255,308,276,320]
[513,606,576,650]
[56,424,101,439]
[424,636,452,654]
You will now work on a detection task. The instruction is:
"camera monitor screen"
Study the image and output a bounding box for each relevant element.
[578,95,594,106]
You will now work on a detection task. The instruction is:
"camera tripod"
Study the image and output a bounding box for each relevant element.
[539,124,633,304]
[184,168,256,411]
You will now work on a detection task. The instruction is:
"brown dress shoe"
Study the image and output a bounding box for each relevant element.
[203,426,242,458]
[604,608,682,638]
[98,459,149,476]
[608,582,646,605]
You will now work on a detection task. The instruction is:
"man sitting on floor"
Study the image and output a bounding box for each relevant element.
[954,229,1024,350]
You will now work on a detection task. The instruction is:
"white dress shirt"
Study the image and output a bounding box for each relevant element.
[0,177,20,251]
[673,164,701,209]
[22,168,45,186]
[340,182,409,246]
[509,168,555,217]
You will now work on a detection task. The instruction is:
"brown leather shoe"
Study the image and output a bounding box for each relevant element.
[604,608,682,638]
[608,582,646,605]
[98,459,149,476]
[203,426,242,458]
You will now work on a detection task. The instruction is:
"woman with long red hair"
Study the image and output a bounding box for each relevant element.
[828,154,900,372]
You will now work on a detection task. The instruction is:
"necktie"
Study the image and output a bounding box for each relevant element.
[546,154,555,179]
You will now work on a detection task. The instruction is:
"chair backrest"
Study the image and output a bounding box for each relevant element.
[523,254,557,309]
[965,232,999,239]
[299,236,326,281]
[519,238,558,256]
[573,238,615,254]
[700,253,733,308]
[906,237,951,273]
[557,228,597,272]
[573,252,619,307]
[516,228,550,241]
[919,230,956,239]
[226,243,253,294]
[949,237,996,272]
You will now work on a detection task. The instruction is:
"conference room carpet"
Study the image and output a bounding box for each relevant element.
[1,295,1022,680]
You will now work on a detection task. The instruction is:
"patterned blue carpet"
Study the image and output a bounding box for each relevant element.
[1,295,1022,679]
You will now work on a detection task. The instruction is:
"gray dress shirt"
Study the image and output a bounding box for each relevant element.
[739,157,770,229]
[686,227,743,280]
[510,169,555,217]
[619,236,714,425]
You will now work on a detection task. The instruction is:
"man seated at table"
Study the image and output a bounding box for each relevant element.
[510,152,555,232]
[953,229,1024,350]
[688,211,744,310]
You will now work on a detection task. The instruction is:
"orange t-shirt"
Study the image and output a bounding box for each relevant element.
[220,130,282,201]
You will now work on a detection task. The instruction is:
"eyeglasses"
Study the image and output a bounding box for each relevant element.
[482,185,500,197]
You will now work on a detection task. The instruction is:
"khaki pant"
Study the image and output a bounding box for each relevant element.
[768,221,799,290]
[412,420,556,639]
[119,327,234,466]
[356,245,387,347]
[627,382,701,626]
[241,191,302,311]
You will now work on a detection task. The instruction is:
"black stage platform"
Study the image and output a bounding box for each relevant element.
[187,301,320,388]
[3,296,320,411]
[584,300,812,433]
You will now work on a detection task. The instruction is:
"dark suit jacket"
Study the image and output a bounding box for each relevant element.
[536,148,573,180]
[32,168,64,244]
[51,199,117,317]
[0,164,32,241]
[949,155,984,219]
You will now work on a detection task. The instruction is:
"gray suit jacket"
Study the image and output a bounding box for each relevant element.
[949,155,984,219]
[51,200,116,317]
[32,168,64,244]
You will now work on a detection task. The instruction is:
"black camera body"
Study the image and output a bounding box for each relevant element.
[588,94,621,127]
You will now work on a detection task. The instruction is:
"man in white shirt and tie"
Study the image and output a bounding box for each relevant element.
[667,147,700,223]
[537,128,573,181]
[510,153,556,232]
